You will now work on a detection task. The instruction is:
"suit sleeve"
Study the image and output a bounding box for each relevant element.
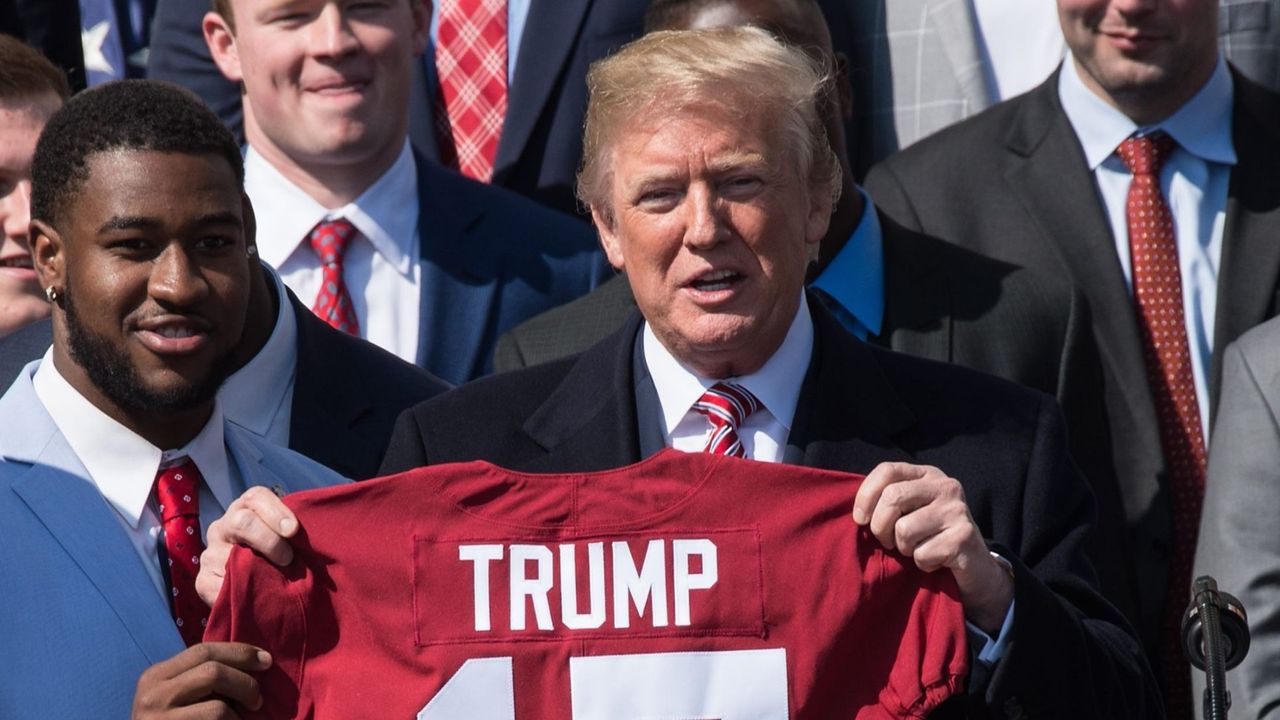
[1192,340,1280,718]
[379,407,432,475]
[980,394,1162,717]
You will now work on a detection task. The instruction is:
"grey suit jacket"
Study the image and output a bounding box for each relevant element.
[821,0,994,177]
[0,364,348,719]
[865,66,1280,656]
[1192,315,1280,719]
[1222,0,1280,92]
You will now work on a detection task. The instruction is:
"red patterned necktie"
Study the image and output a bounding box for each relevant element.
[434,0,508,182]
[309,218,360,336]
[154,458,208,647]
[1116,132,1206,720]
[693,383,763,458]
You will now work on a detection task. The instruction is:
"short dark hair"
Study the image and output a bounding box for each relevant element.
[31,80,243,227]
[0,34,71,102]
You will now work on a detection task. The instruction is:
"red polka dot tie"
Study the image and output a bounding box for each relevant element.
[309,218,360,336]
[434,0,508,182]
[693,383,763,458]
[154,458,208,647]
[1116,132,1206,720]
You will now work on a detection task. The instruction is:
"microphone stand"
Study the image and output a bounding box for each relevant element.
[1183,575,1250,720]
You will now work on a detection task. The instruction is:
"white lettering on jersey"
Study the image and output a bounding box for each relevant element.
[611,539,668,629]
[458,544,504,632]
[673,539,718,627]
[560,543,606,629]
[510,545,555,631]
[457,539,719,632]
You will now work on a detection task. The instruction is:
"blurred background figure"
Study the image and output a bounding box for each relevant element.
[0,34,67,339]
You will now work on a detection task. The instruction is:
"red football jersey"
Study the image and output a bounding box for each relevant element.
[207,449,968,719]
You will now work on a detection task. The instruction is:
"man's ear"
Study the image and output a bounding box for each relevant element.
[30,219,66,299]
[591,205,626,272]
[203,11,244,83]
[242,193,259,259]
[410,0,432,56]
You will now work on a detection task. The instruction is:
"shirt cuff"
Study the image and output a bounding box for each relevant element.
[966,552,1016,664]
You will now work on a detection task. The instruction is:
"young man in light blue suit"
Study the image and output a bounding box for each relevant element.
[0,81,346,718]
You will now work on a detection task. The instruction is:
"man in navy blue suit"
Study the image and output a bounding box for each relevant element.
[198,0,607,386]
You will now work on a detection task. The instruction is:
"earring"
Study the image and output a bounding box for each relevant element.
[45,286,59,303]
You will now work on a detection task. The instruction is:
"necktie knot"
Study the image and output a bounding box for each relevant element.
[693,382,763,458]
[309,218,356,268]
[155,458,202,524]
[1116,132,1176,177]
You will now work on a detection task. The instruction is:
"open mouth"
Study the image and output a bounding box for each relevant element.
[135,316,213,355]
[688,269,742,292]
[0,255,33,270]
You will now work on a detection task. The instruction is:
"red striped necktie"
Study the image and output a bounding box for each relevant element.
[434,0,508,182]
[693,383,763,458]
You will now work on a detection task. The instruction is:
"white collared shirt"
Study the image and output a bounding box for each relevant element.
[644,294,813,462]
[220,267,298,445]
[972,0,1066,101]
[247,141,421,363]
[31,354,243,601]
[1059,54,1235,440]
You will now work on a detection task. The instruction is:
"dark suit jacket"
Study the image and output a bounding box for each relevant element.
[412,155,609,385]
[492,213,1128,610]
[1,0,85,91]
[864,67,1280,654]
[0,291,450,481]
[383,300,1160,717]
[147,0,645,218]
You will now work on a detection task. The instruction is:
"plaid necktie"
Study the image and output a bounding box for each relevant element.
[693,383,763,458]
[309,218,360,336]
[434,0,508,182]
[154,458,208,647]
[1117,132,1206,719]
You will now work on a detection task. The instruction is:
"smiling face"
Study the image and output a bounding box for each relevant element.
[594,102,829,379]
[1059,0,1218,123]
[204,0,428,186]
[0,93,60,336]
[33,150,252,443]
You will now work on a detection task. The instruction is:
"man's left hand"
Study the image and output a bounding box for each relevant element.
[852,461,1014,634]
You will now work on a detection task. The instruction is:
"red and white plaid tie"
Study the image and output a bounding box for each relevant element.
[1117,132,1206,720]
[309,218,360,336]
[154,458,208,647]
[693,383,763,458]
[434,0,508,182]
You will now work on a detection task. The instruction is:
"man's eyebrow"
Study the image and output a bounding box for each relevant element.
[96,212,242,234]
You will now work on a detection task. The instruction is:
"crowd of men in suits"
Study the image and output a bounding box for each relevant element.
[5,0,1280,718]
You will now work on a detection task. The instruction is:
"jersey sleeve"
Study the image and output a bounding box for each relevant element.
[204,543,312,719]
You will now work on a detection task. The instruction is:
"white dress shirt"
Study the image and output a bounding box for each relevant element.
[971,0,1065,101]
[1059,54,1236,440]
[220,267,298,445]
[644,294,814,463]
[246,141,421,363]
[32,354,243,602]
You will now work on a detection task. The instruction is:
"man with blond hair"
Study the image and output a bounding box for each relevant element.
[202,27,1159,717]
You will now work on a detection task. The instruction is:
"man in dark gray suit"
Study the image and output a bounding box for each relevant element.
[865,0,1280,713]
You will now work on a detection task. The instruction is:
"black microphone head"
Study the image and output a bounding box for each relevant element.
[1182,575,1250,671]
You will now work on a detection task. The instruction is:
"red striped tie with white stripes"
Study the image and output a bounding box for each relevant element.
[693,383,763,458]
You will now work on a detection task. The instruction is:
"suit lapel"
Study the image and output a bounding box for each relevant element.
[877,212,952,362]
[792,297,917,471]
[0,376,181,664]
[1001,79,1160,445]
[493,0,593,179]
[923,0,992,114]
[1213,72,1280,411]
[520,313,645,472]
[287,293,383,479]
[415,156,500,381]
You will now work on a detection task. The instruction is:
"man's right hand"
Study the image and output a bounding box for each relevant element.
[131,642,270,719]
[197,486,298,605]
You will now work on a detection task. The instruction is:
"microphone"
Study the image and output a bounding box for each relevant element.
[1182,575,1250,720]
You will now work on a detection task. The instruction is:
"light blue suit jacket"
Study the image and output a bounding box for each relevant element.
[0,364,348,719]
